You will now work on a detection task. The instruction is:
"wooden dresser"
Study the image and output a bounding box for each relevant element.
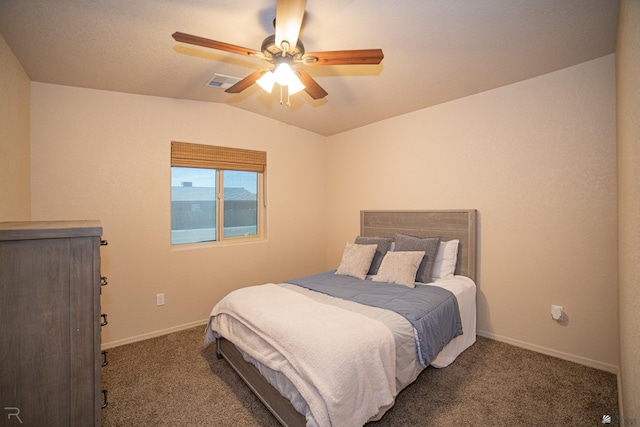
[0,221,105,426]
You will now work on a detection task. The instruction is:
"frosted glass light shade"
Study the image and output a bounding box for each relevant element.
[256,71,276,93]
[273,63,296,85]
[287,75,305,94]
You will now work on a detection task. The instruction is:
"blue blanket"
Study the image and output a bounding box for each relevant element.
[287,271,463,366]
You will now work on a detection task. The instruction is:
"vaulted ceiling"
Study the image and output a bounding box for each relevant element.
[0,0,619,136]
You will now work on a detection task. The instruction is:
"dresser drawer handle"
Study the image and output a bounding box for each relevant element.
[101,276,108,286]
[102,350,109,367]
[102,389,108,409]
[101,314,108,327]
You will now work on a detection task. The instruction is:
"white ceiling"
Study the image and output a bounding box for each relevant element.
[0,0,619,136]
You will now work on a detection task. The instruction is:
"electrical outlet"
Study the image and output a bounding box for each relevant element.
[156,293,165,306]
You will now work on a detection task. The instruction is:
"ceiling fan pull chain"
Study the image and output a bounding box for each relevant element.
[280,85,284,105]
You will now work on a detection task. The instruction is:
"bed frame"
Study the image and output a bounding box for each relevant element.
[215,209,478,427]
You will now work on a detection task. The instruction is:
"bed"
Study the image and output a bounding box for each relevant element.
[204,210,478,426]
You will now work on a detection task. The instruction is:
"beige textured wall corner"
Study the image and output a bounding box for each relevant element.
[0,34,30,221]
[325,56,618,371]
[617,0,640,421]
[29,84,328,346]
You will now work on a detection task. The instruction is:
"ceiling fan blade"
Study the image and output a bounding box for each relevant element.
[303,49,384,66]
[296,69,328,100]
[225,69,267,94]
[275,0,306,53]
[172,32,261,57]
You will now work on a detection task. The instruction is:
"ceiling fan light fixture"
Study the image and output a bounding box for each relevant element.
[259,62,305,97]
[256,71,276,93]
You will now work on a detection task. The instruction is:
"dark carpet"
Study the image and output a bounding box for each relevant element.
[101,326,618,426]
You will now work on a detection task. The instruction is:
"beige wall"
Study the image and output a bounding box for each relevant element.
[325,55,618,372]
[0,34,30,221]
[29,83,327,346]
[617,0,640,420]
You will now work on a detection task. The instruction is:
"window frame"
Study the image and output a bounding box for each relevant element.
[218,169,265,242]
[171,141,266,246]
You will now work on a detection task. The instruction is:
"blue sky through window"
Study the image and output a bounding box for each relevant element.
[171,167,257,194]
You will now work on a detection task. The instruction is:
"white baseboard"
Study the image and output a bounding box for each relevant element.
[476,329,619,374]
[101,318,210,350]
[617,368,624,420]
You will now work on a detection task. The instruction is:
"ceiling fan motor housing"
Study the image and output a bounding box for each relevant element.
[261,34,305,60]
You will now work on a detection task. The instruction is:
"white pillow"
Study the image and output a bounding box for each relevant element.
[335,242,377,280]
[372,251,425,288]
[432,240,459,280]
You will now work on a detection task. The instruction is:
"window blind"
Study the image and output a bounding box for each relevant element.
[171,141,266,173]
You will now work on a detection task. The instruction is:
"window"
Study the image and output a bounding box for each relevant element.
[170,142,266,245]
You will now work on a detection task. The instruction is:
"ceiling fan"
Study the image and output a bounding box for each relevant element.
[172,0,384,104]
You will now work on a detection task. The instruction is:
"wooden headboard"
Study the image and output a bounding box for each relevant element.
[360,210,478,282]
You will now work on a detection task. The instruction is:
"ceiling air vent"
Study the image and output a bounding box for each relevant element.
[205,74,241,89]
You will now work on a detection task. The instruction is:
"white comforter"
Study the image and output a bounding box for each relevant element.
[208,283,397,427]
